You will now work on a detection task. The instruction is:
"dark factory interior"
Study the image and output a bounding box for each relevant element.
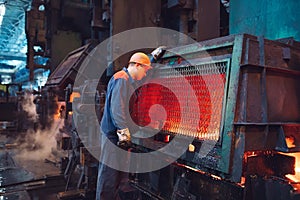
[0,0,300,199]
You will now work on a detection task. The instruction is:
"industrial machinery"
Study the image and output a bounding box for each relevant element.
[34,33,300,200]
[32,40,108,199]
[0,84,20,134]
[2,0,295,199]
[127,34,300,200]
[0,84,35,134]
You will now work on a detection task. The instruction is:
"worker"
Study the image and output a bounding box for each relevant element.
[96,48,165,200]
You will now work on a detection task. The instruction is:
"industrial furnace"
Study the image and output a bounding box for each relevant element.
[128,34,300,200]
[36,33,300,200]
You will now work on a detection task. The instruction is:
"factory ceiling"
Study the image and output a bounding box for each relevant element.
[0,0,31,75]
[0,0,230,84]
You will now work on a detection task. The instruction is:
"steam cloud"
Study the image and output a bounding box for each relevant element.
[21,91,38,122]
[15,120,63,161]
[15,91,64,162]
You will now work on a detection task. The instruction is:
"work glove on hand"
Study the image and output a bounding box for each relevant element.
[151,46,167,62]
[117,128,132,150]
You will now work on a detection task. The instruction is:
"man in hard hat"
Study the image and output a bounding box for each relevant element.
[96,48,165,200]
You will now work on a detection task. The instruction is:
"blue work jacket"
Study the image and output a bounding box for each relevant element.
[100,67,137,143]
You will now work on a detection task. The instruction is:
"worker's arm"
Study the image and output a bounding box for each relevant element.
[110,77,131,142]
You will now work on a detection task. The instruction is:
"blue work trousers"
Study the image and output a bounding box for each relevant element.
[96,135,128,200]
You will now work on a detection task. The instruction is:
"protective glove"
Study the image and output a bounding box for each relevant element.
[117,128,131,142]
[117,128,132,149]
[151,46,167,62]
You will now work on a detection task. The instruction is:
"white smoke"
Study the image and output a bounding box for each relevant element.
[15,90,65,162]
[15,119,64,161]
[21,91,38,122]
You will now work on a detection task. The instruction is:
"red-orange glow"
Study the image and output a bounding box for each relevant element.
[131,73,225,140]
[70,92,80,102]
[283,137,300,182]
[286,136,296,148]
[285,152,300,182]
[164,135,170,143]
[54,102,65,119]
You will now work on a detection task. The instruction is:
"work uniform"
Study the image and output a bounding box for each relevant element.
[96,67,137,200]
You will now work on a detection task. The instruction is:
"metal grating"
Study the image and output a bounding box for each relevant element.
[132,61,227,141]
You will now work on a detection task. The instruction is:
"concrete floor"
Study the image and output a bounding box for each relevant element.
[0,134,67,200]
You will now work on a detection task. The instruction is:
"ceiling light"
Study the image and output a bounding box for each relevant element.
[0,4,6,26]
